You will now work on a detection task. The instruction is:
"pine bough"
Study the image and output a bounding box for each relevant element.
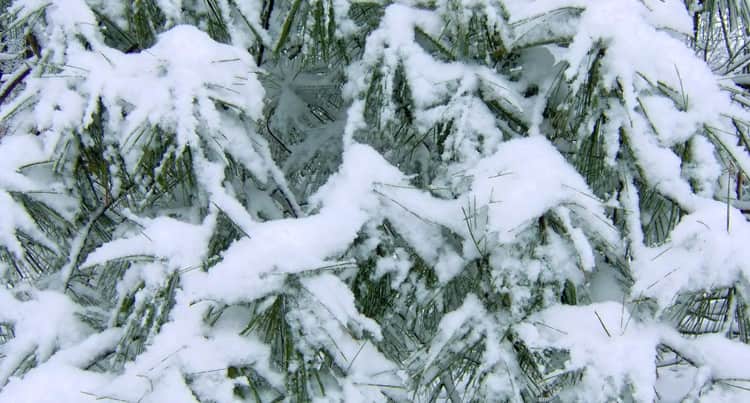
[0,0,749,401]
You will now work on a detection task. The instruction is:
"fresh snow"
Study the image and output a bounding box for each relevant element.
[0,0,749,401]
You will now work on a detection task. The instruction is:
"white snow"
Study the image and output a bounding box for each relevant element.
[632,202,750,309]
[1,0,750,401]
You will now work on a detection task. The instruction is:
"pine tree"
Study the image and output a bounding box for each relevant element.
[0,0,749,401]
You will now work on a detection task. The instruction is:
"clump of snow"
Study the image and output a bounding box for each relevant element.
[82,212,214,273]
[464,135,615,245]
[0,289,92,386]
[372,135,618,282]
[0,329,121,403]
[632,202,750,309]
[186,142,404,303]
[344,2,523,163]
[516,302,663,402]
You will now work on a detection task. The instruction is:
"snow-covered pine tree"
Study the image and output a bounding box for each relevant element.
[0,0,749,401]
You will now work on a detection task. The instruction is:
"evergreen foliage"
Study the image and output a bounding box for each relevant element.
[0,0,749,401]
